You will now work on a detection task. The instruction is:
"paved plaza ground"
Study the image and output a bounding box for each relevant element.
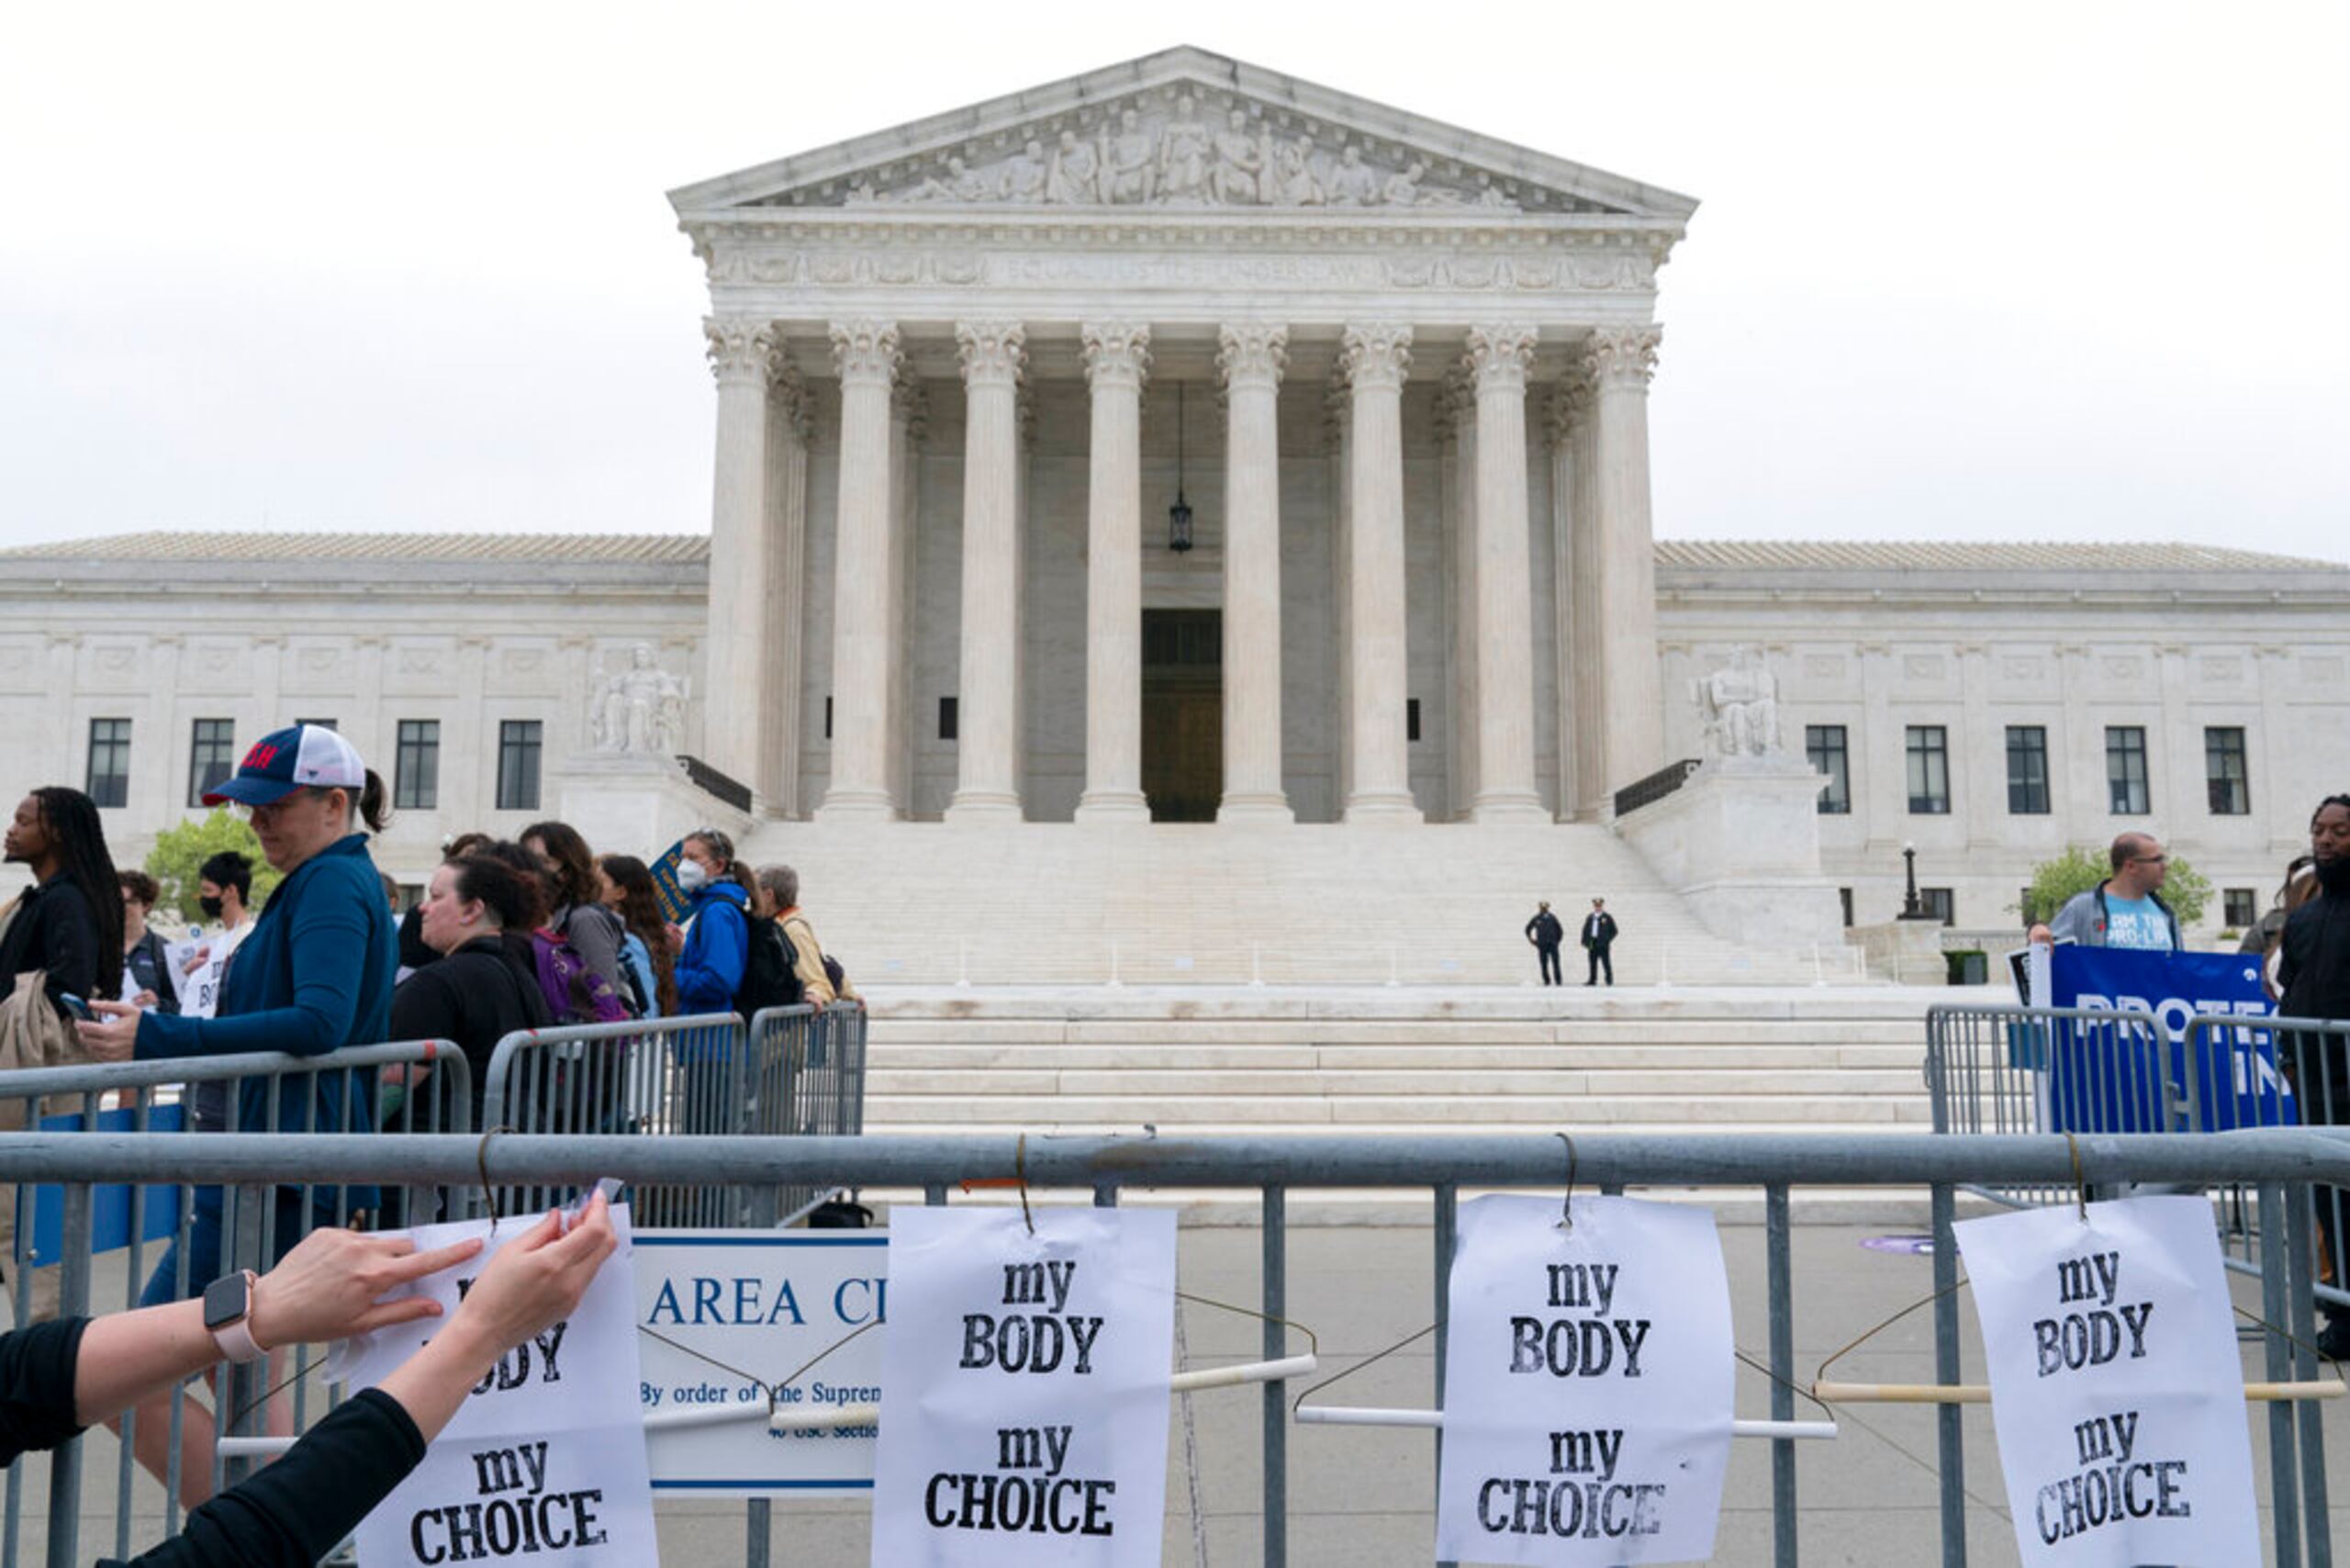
[9,1204,2342,1565]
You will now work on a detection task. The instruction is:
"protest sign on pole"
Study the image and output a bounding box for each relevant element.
[1434,1194,1734,1565]
[1954,1195,2259,1565]
[633,1230,888,1495]
[868,1206,1176,1566]
[2046,946,2288,1132]
[341,1204,658,1567]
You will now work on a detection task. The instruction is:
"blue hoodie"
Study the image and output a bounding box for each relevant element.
[136,834,396,1146]
[674,880,750,1016]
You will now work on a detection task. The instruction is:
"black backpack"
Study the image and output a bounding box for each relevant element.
[734,916,804,1017]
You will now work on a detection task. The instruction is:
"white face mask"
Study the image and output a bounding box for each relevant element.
[676,858,710,892]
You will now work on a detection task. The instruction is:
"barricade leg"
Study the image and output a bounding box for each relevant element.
[2288,1182,2333,1568]
[1433,1182,1455,1568]
[1261,1183,1284,1568]
[1765,1182,1798,1568]
[2260,1182,2306,1568]
[41,1180,92,1568]
[1930,1181,1966,1568]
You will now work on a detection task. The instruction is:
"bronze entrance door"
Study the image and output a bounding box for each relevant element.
[1141,609,1221,822]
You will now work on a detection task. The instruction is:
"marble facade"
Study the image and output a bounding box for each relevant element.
[675,48,1694,829]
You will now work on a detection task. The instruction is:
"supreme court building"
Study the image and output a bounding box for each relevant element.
[3,47,2345,968]
[678,46,1689,829]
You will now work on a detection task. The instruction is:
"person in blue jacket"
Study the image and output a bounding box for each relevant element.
[78,722,397,1504]
[667,828,751,1142]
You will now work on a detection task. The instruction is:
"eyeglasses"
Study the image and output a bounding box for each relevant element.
[2129,854,2169,866]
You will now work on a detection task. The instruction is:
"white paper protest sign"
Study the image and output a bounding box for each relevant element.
[1435,1194,1734,1565]
[1954,1195,2258,1565]
[869,1206,1176,1566]
[633,1229,889,1495]
[345,1205,657,1567]
[163,937,216,1019]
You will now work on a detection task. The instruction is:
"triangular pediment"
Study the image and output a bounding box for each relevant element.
[668,46,1696,222]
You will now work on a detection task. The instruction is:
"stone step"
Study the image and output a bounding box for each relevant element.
[867,1017,1921,1046]
[870,1043,1925,1073]
[867,1066,1928,1098]
[866,1119,1932,1139]
[867,1093,1928,1126]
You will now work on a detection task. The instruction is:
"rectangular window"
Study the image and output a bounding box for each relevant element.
[2005,725,2050,815]
[823,697,833,741]
[2205,726,2249,815]
[1406,698,1421,744]
[395,720,441,811]
[1905,725,1951,814]
[188,719,234,808]
[1838,887,1854,927]
[1806,725,1851,814]
[293,717,338,732]
[85,719,132,809]
[497,721,543,812]
[2223,888,2259,929]
[1919,888,1955,926]
[2106,726,2150,814]
[938,697,958,742]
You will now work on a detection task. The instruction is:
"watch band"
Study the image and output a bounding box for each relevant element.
[210,1271,264,1364]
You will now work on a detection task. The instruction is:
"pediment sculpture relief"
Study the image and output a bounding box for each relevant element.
[809,89,1597,214]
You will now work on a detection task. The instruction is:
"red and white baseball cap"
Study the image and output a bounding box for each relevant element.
[204,723,368,807]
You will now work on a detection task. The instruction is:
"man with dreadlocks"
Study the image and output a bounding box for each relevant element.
[0,787,121,1020]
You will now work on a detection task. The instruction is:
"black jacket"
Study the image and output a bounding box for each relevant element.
[388,935,553,1130]
[0,875,103,1012]
[2279,895,2350,1025]
[1581,912,1619,950]
[1525,912,1563,946]
[0,1318,425,1567]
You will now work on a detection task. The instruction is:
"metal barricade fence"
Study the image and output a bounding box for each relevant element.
[0,1129,2343,1568]
[0,1041,468,1566]
[1925,1002,2170,1206]
[482,1006,869,1227]
[2186,1014,2350,1313]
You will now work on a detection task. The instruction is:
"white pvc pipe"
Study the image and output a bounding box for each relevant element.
[1292,1406,1838,1441]
[771,1355,1322,1433]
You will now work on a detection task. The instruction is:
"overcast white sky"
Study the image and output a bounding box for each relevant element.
[4,1,2344,557]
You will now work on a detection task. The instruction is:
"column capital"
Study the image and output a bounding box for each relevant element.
[1338,324,1413,393]
[1080,321,1151,391]
[1217,323,1289,391]
[1541,375,1591,443]
[1585,325,1663,391]
[828,319,902,388]
[1321,377,1349,451]
[892,380,931,443]
[1462,325,1539,393]
[955,320,1027,388]
[766,353,811,438]
[704,315,775,385]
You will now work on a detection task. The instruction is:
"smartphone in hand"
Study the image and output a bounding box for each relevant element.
[56,993,94,1021]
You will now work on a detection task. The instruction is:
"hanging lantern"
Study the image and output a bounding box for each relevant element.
[1168,382,1194,554]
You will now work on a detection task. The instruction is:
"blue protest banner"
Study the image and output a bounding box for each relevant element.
[648,839,691,924]
[2046,946,2292,1134]
[28,1103,185,1266]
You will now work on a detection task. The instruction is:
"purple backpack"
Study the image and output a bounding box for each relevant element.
[529,927,629,1025]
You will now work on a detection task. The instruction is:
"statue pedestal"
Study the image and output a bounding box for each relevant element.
[552,753,752,863]
[1614,755,1847,948]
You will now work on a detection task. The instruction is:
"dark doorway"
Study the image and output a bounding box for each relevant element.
[1142,609,1222,822]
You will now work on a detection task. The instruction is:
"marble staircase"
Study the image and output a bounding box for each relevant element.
[733,821,1864,989]
[856,986,1939,1138]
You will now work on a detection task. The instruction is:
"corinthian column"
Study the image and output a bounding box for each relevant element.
[1339,324,1421,822]
[700,316,774,798]
[1464,324,1547,823]
[946,320,1026,822]
[1587,326,1666,798]
[1074,323,1151,822]
[1217,323,1293,823]
[815,319,901,820]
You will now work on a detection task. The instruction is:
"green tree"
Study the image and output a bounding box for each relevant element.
[143,812,279,924]
[2018,843,2210,928]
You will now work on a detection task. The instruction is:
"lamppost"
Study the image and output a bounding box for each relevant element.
[1899,839,1928,920]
